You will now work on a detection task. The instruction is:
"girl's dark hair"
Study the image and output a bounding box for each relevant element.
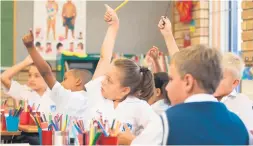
[154,72,170,105]
[56,43,63,50]
[113,58,154,101]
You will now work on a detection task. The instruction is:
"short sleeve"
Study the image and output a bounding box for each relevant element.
[131,113,163,145]
[2,80,31,100]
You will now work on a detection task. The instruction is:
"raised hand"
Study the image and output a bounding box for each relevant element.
[104,4,119,26]
[22,30,34,49]
[158,16,172,37]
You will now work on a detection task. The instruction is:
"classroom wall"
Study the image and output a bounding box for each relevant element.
[15,1,34,63]
[173,1,209,49]
[86,1,170,55]
[241,1,253,100]
[14,1,171,63]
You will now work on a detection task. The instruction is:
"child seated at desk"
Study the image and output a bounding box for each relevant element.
[22,29,92,117]
[1,56,55,114]
[84,4,158,136]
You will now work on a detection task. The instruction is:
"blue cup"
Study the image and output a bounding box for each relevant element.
[6,116,20,131]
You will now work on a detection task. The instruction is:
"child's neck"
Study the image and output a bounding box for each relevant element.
[72,86,86,92]
[113,101,120,109]
[36,88,47,96]
[148,96,162,105]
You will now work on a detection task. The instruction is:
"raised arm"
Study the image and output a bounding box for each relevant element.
[22,30,56,89]
[1,56,33,89]
[146,46,163,73]
[158,16,179,57]
[159,51,167,72]
[92,4,119,80]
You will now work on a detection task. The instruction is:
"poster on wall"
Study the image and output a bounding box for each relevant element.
[33,0,86,60]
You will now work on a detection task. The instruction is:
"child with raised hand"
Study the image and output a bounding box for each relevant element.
[22,31,92,117]
[158,16,179,56]
[84,4,158,137]
[1,56,55,113]
[145,47,170,114]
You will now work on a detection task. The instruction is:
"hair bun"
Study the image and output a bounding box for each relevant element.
[140,67,149,73]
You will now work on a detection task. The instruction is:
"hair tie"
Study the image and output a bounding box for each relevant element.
[140,67,149,73]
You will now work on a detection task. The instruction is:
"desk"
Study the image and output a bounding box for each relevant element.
[18,125,38,133]
[1,131,21,136]
[0,131,21,143]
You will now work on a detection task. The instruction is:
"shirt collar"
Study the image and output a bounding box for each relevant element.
[229,89,237,97]
[220,89,237,103]
[184,94,218,103]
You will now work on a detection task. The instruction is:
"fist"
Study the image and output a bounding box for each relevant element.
[148,46,160,61]
[104,4,119,26]
[22,30,34,49]
[158,16,172,37]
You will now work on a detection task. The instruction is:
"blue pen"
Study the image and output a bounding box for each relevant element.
[97,121,109,137]
[50,120,59,131]
[73,122,82,134]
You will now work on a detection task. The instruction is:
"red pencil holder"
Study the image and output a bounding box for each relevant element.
[29,112,41,125]
[98,134,118,145]
[20,112,30,125]
[0,113,6,131]
[42,130,53,145]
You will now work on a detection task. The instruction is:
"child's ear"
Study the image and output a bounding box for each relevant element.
[75,78,82,86]
[121,87,131,97]
[184,74,194,93]
[155,88,161,97]
[232,79,240,88]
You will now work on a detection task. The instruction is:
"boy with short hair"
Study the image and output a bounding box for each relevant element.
[130,45,251,145]
[22,30,92,116]
[214,52,253,130]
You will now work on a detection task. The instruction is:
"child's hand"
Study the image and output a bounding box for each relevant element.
[23,56,33,65]
[117,124,135,145]
[158,16,172,37]
[22,30,34,49]
[104,4,119,27]
[146,46,160,63]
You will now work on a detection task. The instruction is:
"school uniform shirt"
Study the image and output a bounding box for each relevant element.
[2,80,56,113]
[85,76,158,136]
[221,90,253,130]
[131,94,253,145]
[151,99,170,115]
[50,81,90,117]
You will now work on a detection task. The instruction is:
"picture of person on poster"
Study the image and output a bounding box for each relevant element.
[62,0,77,39]
[46,0,58,40]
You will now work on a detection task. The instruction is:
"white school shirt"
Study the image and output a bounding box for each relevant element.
[2,80,56,113]
[85,76,157,136]
[50,82,89,117]
[132,94,253,145]
[151,99,170,115]
[221,90,253,130]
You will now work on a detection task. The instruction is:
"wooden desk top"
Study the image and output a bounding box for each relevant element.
[19,125,38,133]
[0,131,21,136]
